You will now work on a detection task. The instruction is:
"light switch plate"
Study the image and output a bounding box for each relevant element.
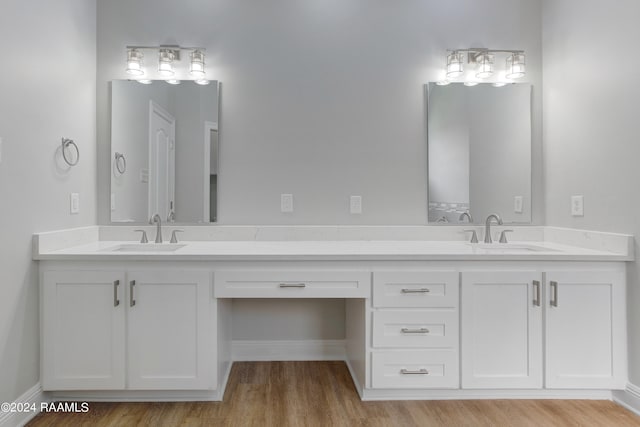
[281,194,293,213]
[514,196,523,214]
[350,196,362,214]
[140,169,149,183]
[70,193,80,214]
[571,195,584,216]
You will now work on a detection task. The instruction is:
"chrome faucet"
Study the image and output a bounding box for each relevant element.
[459,212,474,223]
[150,213,163,243]
[484,213,503,243]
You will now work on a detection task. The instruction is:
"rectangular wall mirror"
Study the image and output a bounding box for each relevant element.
[427,83,532,225]
[110,80,219,224]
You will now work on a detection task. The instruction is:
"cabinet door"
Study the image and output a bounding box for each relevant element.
[42,271,125,390]
[461,271,543,389]
[545,270,626,389]
[127,270,210,390]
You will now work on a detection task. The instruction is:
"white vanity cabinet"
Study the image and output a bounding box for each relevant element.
[370,271,460,389]
[461,268,626,390]
[461,270,543,389]
[41,268,212,391]
[42,271,126,390]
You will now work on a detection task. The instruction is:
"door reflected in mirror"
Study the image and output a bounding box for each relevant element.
[110,80,219,223]
[427,83,532,224]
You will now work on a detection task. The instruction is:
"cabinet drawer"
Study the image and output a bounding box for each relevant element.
[214,270,370,298]
[373,271,458,308]
[371,350,459,389]
[372,311,458,348]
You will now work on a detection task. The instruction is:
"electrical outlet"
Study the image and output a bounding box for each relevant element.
[350,196,362,214]
[281,194,293,213]
[70,193,80,214]
[571,195,584,216]
[514,196,523,214]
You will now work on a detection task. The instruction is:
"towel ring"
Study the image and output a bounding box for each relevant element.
[61,138,79,166]
[115,152,127,174]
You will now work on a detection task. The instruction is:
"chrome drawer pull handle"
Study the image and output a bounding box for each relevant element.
[400,368,429,375]
[113,280,120,307]
[401,327,430,334]
[401,288,430,294]
[533,280,541,307]
[279,283,306,288]
[550,281,558,307]
[130,280,136,307]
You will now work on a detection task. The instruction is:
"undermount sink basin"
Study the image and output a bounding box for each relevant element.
[105,243,186,252]
[468,243,558,253]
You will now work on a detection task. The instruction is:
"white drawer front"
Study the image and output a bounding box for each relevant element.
[371,350,459,389]
[214,270,370,298]
[372,311,458,348]
[373,271,458,308]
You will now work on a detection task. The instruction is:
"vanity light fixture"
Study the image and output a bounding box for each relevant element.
[506,52,526,79]
[443,48,526,84]
[126,48,144,76]
[158,48,176,77]
[190,50,206,78]
[125,45,208,83]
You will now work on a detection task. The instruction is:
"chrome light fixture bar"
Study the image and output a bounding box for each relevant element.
[124,45,209,85]
[438,48,526,86]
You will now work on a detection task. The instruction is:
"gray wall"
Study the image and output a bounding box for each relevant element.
[97,0,543,226]
[0,0,97,403]
[96,0,543,343]
[542,0,640,384]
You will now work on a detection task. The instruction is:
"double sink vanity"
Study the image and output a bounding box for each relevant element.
[33,224,632,401]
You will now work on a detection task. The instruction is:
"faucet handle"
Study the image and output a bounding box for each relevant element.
[499,229,514,243]
[463,229,479,244]
[134,230,148,244]
[170,230,184,244]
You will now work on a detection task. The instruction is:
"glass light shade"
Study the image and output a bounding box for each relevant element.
[195,79,210,85]
[137,79,153,85]
[492,82,507,87]
[190,50,206,78]
[446,52,464,78]
[436,80,450,86]
[464,81,479,87]
[165,79,181,85]
[126,49,144,76]
[506,53,526,79]
[158,49,175,77]
[475,53,494,79]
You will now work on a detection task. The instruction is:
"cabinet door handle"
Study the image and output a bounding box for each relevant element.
[130,280,136,307]
[113,280,120,307]
[400,368,429,375]
[279,283,306,288]
[550,280,558,307]
[401,327,430,334]
[533,280,541,307]
[401,288,430,294]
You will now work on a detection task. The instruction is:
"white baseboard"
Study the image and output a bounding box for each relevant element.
[0,383,48,427]
[613,382,640,416]
[361,388,613,401]
[232,339,346,361]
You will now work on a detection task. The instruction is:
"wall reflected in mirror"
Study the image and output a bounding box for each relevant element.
[110,80,219,223]
[427,83,531,224]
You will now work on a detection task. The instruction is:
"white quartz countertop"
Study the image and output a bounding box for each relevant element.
[33,239,632,262]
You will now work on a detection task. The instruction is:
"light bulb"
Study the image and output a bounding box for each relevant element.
[506,53,526,79]
[446,52,464,78]
[190,50,206,78]
[126,49,144,76]
[475,53,494,79]
[158,49,175,77]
